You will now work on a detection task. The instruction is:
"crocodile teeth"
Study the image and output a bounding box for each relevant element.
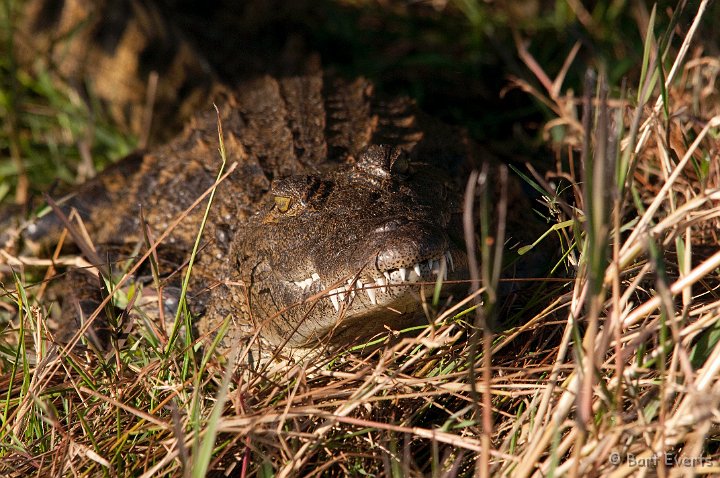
[337,288,346,302]
[375,277,387,292]
[338,279,353,299]
[365,251,453,294]
[408,265,420,283]
[366,286,377,305]
[294,272,324,290]
[329,291,339,312]
[445,251,454,272]
[293,277,314,289]
[428,258,448,281]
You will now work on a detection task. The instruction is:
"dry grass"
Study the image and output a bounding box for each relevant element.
[2,2,720,477]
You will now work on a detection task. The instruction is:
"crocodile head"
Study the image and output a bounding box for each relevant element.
[233,145,467,348]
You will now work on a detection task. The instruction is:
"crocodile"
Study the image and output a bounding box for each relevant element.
[3,0,543,353]
[4,74,479,351]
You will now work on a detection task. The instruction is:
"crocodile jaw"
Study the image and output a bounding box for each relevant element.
[292,250,458,312]
[271,247,467,347]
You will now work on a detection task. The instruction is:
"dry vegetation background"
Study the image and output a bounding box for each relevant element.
[2,0,720,477]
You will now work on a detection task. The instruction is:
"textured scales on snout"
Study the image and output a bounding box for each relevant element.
[228,143,468,347]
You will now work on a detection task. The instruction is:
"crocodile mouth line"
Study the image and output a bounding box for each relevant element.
[291,250,455,312]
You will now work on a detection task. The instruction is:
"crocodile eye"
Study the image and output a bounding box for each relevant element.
[274,196,292,213]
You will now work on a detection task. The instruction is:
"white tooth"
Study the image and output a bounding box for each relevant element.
[430,259,439,274]
[414,263,421,277]
[399,267,407,281]
[294,278,312,289]
[443,266,448,281]
[384,271,392,282]
[337,288,345,301]
[366,287,377,305]
[445,252,454,271]
[346,284,355,299]
[312,272,320,281]
[329,291,339,312]
[356,280,364,290]
[375,277,387,293]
